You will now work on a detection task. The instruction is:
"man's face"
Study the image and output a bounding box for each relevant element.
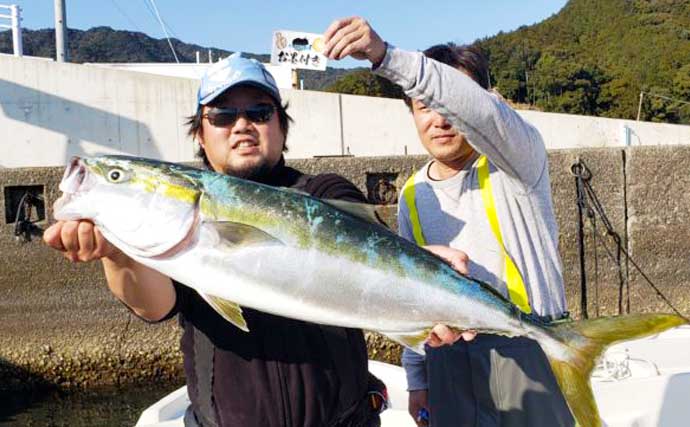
[411,99,474,165]
[198,85,284,179]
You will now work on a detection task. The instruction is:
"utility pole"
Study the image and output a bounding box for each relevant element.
[0,4,23,56]
[10,4,20,56]
[636,91,644,121]
[54,0,68,62]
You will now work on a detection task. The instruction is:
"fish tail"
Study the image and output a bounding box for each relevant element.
[541,313,686,427]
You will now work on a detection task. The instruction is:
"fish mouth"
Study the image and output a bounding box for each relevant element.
[59,157,88,194]
[53,156,94,219]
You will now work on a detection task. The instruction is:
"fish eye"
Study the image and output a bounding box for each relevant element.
[107,168,126,183]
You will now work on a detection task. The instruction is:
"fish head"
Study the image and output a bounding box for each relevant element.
[54,155,202,257]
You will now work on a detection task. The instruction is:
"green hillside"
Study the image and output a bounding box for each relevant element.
[0,27,243,64]
[476,0,690,123]
[325,0,690,123]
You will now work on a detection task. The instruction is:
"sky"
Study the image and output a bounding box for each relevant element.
[8,0,569,68]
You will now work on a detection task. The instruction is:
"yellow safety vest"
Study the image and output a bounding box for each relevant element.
[402,155,532,314]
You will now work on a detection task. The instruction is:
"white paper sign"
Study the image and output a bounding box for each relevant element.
[270,30,328,71]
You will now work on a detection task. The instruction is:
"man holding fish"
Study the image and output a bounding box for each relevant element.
[44,16,685,427]
[44,53,386,427]
[321,16,574,427]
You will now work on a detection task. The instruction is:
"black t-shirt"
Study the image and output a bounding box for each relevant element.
[163,161,375,427]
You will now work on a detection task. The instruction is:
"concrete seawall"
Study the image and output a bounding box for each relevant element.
[2,53,690,169]
[2,147,689,389]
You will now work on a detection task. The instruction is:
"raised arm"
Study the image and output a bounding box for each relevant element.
[324,17,548,187]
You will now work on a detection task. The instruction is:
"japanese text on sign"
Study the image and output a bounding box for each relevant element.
[270,30,328,71]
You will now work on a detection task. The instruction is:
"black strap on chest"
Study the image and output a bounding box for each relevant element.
[192,326,219,427]
[190,169,378,427]
[190,170,313,427]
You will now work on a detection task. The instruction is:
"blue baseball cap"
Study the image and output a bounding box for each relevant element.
[197,52,281,106]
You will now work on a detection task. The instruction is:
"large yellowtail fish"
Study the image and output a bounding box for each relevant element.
[54,155,686,427]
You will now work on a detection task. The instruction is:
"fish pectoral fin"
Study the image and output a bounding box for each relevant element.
[211,222,283,248]
[198,293,249,332]
[382,330,431,355]
[323,199,385,226]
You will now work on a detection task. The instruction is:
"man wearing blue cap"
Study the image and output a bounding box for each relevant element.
[44,53,385,427]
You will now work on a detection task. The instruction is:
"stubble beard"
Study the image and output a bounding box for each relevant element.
[223,157,274,181]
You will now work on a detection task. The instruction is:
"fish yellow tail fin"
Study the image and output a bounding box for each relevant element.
[543,313,687,427]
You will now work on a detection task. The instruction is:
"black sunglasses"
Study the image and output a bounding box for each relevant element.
[203,103,276,127]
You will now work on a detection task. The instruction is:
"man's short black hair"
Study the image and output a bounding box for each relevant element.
[185,90,293,169]
[404,43,490,108]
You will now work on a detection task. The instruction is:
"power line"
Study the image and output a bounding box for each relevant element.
[139,0,179,39]
[140,0,157,22]
[637,91,690,120]
[645,92,690,106]
[157,11,180,40]
[146,0,179,63]
[109,0,143,33]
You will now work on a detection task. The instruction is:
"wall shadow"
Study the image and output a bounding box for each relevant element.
[0,357,56,423]
[0,79,162,167]
[0,357,183,427]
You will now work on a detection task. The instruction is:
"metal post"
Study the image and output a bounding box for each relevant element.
[10,4,22,56]
[291,69,298,89]
[0,4,23,56]
[571,159,589,320]
[54,0,68,62]
[636,91,644,121]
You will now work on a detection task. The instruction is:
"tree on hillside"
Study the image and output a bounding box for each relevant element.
[531,53,611,115]
[477,0,690,124]
[674,65,690,99]
[672,65,690,123]
[325,70,404,99]
[639,87,680,123]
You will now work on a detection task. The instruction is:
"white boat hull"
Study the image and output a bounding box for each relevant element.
[135,326,690,427]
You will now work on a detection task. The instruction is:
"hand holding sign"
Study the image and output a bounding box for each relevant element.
[323,17,386,66]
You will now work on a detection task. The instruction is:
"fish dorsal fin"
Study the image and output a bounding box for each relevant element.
[323,199,382,225]
[210,222,283,248]
[198,293,249,332]
[282,186,386,226]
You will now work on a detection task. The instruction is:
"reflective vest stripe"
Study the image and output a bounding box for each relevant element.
[402,157,532,313]
[476,155,531,314]
[402,173,427,246]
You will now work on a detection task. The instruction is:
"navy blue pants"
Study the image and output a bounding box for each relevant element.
[426,335,575,427]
